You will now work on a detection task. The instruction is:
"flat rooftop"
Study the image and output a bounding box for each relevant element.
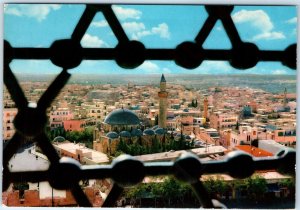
[53,142,109,164]
[135,146,226,162]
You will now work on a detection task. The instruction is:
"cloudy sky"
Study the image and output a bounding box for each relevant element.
[4,4,297,75]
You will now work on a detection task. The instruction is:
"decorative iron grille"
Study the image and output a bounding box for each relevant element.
[3,4,296,208]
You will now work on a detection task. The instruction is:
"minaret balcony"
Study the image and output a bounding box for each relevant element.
[158,92,168,98]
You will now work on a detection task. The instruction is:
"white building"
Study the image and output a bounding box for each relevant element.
[8,144,65,198]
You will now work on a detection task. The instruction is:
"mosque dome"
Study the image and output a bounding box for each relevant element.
[185,135,191,140]
[53,136,65,142]
[131,129,143,137]
[152,125,159,130]
[176,133,182,137]
[106,132,119,139]
[120,131,131,138]
[143,129,155,136]
[154,128,165,135]
[104,108,140,125]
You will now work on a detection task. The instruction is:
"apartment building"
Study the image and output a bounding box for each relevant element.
[210,112,238,130]
[3,108,18,141]
[49,108,74,129]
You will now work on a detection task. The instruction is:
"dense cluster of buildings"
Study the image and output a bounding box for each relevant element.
[3,74,296,207]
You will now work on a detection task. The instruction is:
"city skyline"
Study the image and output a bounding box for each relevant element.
[4,4,297,75]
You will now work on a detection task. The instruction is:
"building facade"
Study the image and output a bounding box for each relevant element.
[3,108,18,141]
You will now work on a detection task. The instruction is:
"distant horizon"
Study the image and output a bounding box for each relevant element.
[13,73,296,94]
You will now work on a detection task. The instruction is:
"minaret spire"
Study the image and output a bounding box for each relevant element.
[161,74,166,83]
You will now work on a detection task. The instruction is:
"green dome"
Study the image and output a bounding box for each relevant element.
[106,132,119,139]
[120,131,131,138]
[155,128,166,135]
[131,129,143,137]
[104,108,140,125]
[143,129,155,136]
[53,136,65,142]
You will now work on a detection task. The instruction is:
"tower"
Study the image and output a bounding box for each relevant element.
[203,96,208,119]
[283,87,287,107]
[158,74,168,128]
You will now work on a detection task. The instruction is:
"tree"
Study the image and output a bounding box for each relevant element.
[151,137,161,153]
[279,178,295,198]
[245,175,267,200]
[203,176,229,199]
[125,183,149,206]
[117,139,130,154]
[13,182,29,199]
[155,115,158,125]
[125,177,198,208]
[161,177,183,206]
[64,127,94,148]
[191,100,195,107]
[235,121,239,130]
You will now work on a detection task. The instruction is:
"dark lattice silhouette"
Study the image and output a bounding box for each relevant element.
[3,4,296,208]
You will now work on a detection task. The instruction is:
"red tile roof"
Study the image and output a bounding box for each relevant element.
[235,145,273,157]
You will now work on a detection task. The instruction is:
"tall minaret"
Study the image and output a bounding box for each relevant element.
[158,74,168,128]
[203,96,208,119]
[283,87,287,107]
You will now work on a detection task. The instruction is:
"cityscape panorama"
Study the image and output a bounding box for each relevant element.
[3,3,297,209]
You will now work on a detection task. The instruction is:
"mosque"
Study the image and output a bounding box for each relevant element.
[93,74,188,155]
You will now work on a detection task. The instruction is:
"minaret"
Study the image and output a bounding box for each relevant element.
[158,74,168,128]
[283,87,287,107]
[203,96,208,119]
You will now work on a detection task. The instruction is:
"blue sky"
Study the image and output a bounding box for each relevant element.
[4,4,297,75]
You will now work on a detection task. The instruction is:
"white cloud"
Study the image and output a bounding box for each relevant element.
[125,22,170,40]
[139,61,160,72]
[232,9,285,41]
[112,6,142,20]
[152,23,170,38]
[194,61,233,74]
[81,34,108,48]
[253,31,285,41]
[122,22,145,33]
[111,5,170,40]
[216,26,222,31]
[4,4,61,22]
[133,30,151,40]
[233,9,273,32]
[162,68,171,73]
[272,69,288,75]
[91,20,108,28]
[286,17,297,24]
